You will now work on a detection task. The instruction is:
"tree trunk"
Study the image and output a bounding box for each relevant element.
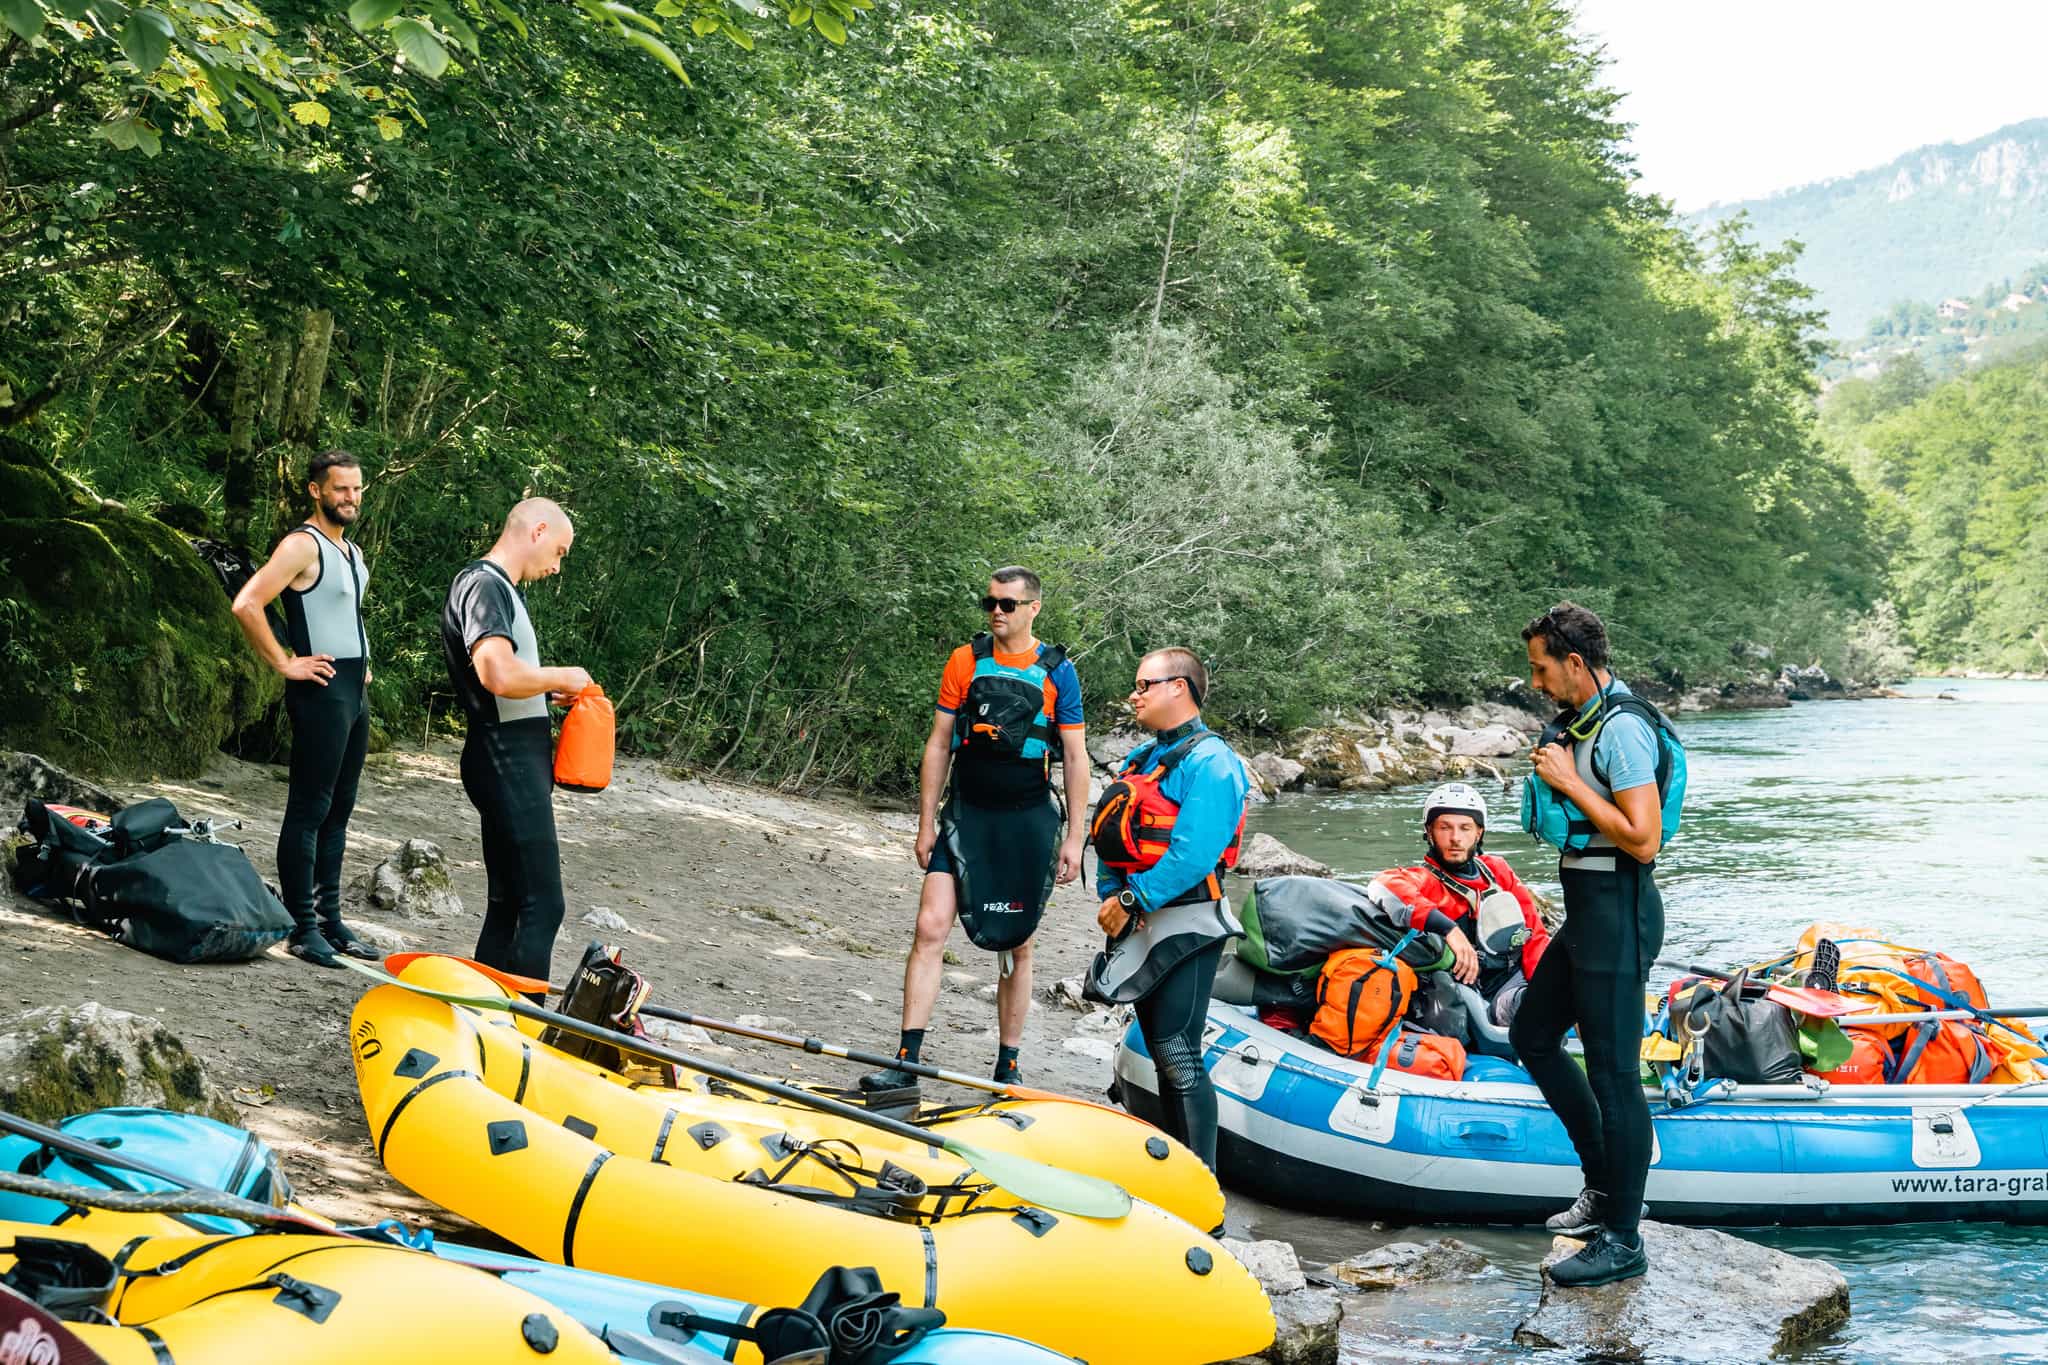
[223,338,262,546]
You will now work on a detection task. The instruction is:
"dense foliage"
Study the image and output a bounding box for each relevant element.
[3,0,1883,787]
[1823,353,2048,673]
[1823,262,2048,385]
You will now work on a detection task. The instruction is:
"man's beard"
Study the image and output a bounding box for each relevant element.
[320,498,359,524]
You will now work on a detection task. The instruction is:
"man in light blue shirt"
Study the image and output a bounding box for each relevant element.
[1512,602,1668,1289]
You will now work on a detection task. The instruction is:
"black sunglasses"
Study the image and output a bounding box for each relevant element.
[980,595,1036,613]
[1132,676,1187,695]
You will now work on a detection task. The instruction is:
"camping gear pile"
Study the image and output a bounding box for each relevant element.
[1649,922,2047,1094]
[11,797,291,963]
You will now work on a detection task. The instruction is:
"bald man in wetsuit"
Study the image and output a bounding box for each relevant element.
[441,498,593,984]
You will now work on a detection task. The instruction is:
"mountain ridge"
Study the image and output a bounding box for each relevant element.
[1690,116,2048,335]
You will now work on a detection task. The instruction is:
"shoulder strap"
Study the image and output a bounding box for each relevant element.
[970,632,992,661]
[1598,693,1675,794]
[1149,730,1217,777]
[1037,641,1068,673]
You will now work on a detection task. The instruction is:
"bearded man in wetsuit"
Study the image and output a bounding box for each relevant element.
[1511,602,1665,1287]
[441,498,592,986]
[230,449,382,968]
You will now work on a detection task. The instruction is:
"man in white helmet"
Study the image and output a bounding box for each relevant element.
[1366,782,1551,1036]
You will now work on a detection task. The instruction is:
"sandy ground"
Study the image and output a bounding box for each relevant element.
[1,743,1124,1234]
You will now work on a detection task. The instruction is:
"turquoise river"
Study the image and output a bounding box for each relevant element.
[1233,678,2048,1364]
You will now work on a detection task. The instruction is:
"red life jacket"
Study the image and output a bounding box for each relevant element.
[1089,731,1245,906]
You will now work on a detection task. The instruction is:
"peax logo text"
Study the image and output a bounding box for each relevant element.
[981,902,1026,914]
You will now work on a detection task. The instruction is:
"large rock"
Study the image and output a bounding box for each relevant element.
[0,436,275,776]
[0,752,125,817]
[1326,1237,1488,1290]
[1442,725,1524,758]
[1247,753,1307,792]
[1285,726,1377,787]
[0,1002,233,1122]
[1221,1284,1341,1365]
[1087,726,1147,774]
[1222,1238,1308,1297]
[1233,833,1331,879]
[1513,1222,1849,1360]
[352,838,464,918]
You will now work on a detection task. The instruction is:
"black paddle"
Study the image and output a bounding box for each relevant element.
[341,957,1134,1220]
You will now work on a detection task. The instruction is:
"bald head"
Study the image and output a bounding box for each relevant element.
[504,497,570,537]
[490,497,575,584]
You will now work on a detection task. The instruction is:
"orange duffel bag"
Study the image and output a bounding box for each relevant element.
[555,684,615,792]
[1312,945,1416,1059]
[1366,1027,1466,1081]
[1894,1018,1995,1085]
[1816,1027,1894,1085]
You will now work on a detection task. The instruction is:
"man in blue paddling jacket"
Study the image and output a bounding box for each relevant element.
[230,448,382,969]
[1513,602,1664,1287]
[1088,647,1249,1173]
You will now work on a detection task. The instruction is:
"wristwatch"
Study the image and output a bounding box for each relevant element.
[1117,888,1140,912]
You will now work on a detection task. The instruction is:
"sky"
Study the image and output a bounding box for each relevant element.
[1569,1,2048,211]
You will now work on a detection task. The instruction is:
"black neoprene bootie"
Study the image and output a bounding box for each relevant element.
[858,1066,920,1093]
[320,917,381,961]
[287,926,342,968]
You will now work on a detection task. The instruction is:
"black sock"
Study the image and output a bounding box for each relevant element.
[995,1044,1021,1080]
[897,1029,925,1066]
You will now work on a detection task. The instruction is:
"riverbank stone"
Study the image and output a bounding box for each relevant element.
[0,752,125,818]
[1218,1238,1339,1365]
[352,838,464,919]
[1247,753,1307,792]
[1326,1237,1488,1290]
[1233,833,1331,879]
[0,1001,234,1122]
[1513,1221,1849,1360]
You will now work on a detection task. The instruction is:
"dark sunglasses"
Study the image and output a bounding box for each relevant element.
[980,595,1036,613]
[1132,676,1187,695]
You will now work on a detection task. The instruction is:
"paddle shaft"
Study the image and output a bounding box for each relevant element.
[640,1003,1032,1102]
[0,1108,345,1236]
[1841,1007,2048,1026]
[486,992,1017,1157]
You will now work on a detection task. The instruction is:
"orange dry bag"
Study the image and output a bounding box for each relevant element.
[1311,946,1417,1059]
[555,684,615,792]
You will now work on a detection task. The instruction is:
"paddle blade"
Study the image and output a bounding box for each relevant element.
[383,951,554,996]
[945,1137,1133,1221]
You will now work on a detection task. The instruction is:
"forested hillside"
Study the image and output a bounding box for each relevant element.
[1823,354,2048,673]
[1692,119,2048,336]
[2,0,1884,788]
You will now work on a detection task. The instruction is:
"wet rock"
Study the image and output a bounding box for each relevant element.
[0,1001,233,1121]
[0,751,124,817]
[1247,753,1307,792]
[1220,1285,1341,1365]
[1222,1238,1308,1296]
[1285,726,1377,787]
[1233,833,1331,879]
[1513,1222,1849,1360]
[353,838,464,919]
[581,906,631,932]
[1325,1237,1488,1290]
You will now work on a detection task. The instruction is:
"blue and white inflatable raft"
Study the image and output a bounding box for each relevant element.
[1115,1003,2048,1226]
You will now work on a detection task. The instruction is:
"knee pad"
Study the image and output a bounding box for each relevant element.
[1151,1031,1207,1096]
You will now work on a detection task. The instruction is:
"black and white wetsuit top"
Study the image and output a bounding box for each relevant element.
[279,525,369,664]
[441,559,548,728]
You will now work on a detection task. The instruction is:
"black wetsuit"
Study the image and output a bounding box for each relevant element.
[275,525,369,937]
[1508,702,1666,1239]
[442,560,564,984]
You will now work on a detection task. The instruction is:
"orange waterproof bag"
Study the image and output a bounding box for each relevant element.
[1816,1027,1893,1085]
[555,684,615,792]
[1312,947,1416,1058]
[1366,1028,1467,1081]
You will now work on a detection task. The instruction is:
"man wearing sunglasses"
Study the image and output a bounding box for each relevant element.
[1512,601,1666,1287]
[861,567,1088,1093]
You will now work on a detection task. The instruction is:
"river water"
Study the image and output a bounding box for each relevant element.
[1231,678,2048,1363]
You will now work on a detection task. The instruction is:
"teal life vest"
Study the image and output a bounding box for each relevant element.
[1519,685,1686,856]
[950,633,1067,807]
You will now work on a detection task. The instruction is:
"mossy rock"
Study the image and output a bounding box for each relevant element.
[0,440,277,776]
[0,1004,235,1124]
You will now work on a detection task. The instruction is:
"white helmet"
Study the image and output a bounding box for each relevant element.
[1423,782,1488,829]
